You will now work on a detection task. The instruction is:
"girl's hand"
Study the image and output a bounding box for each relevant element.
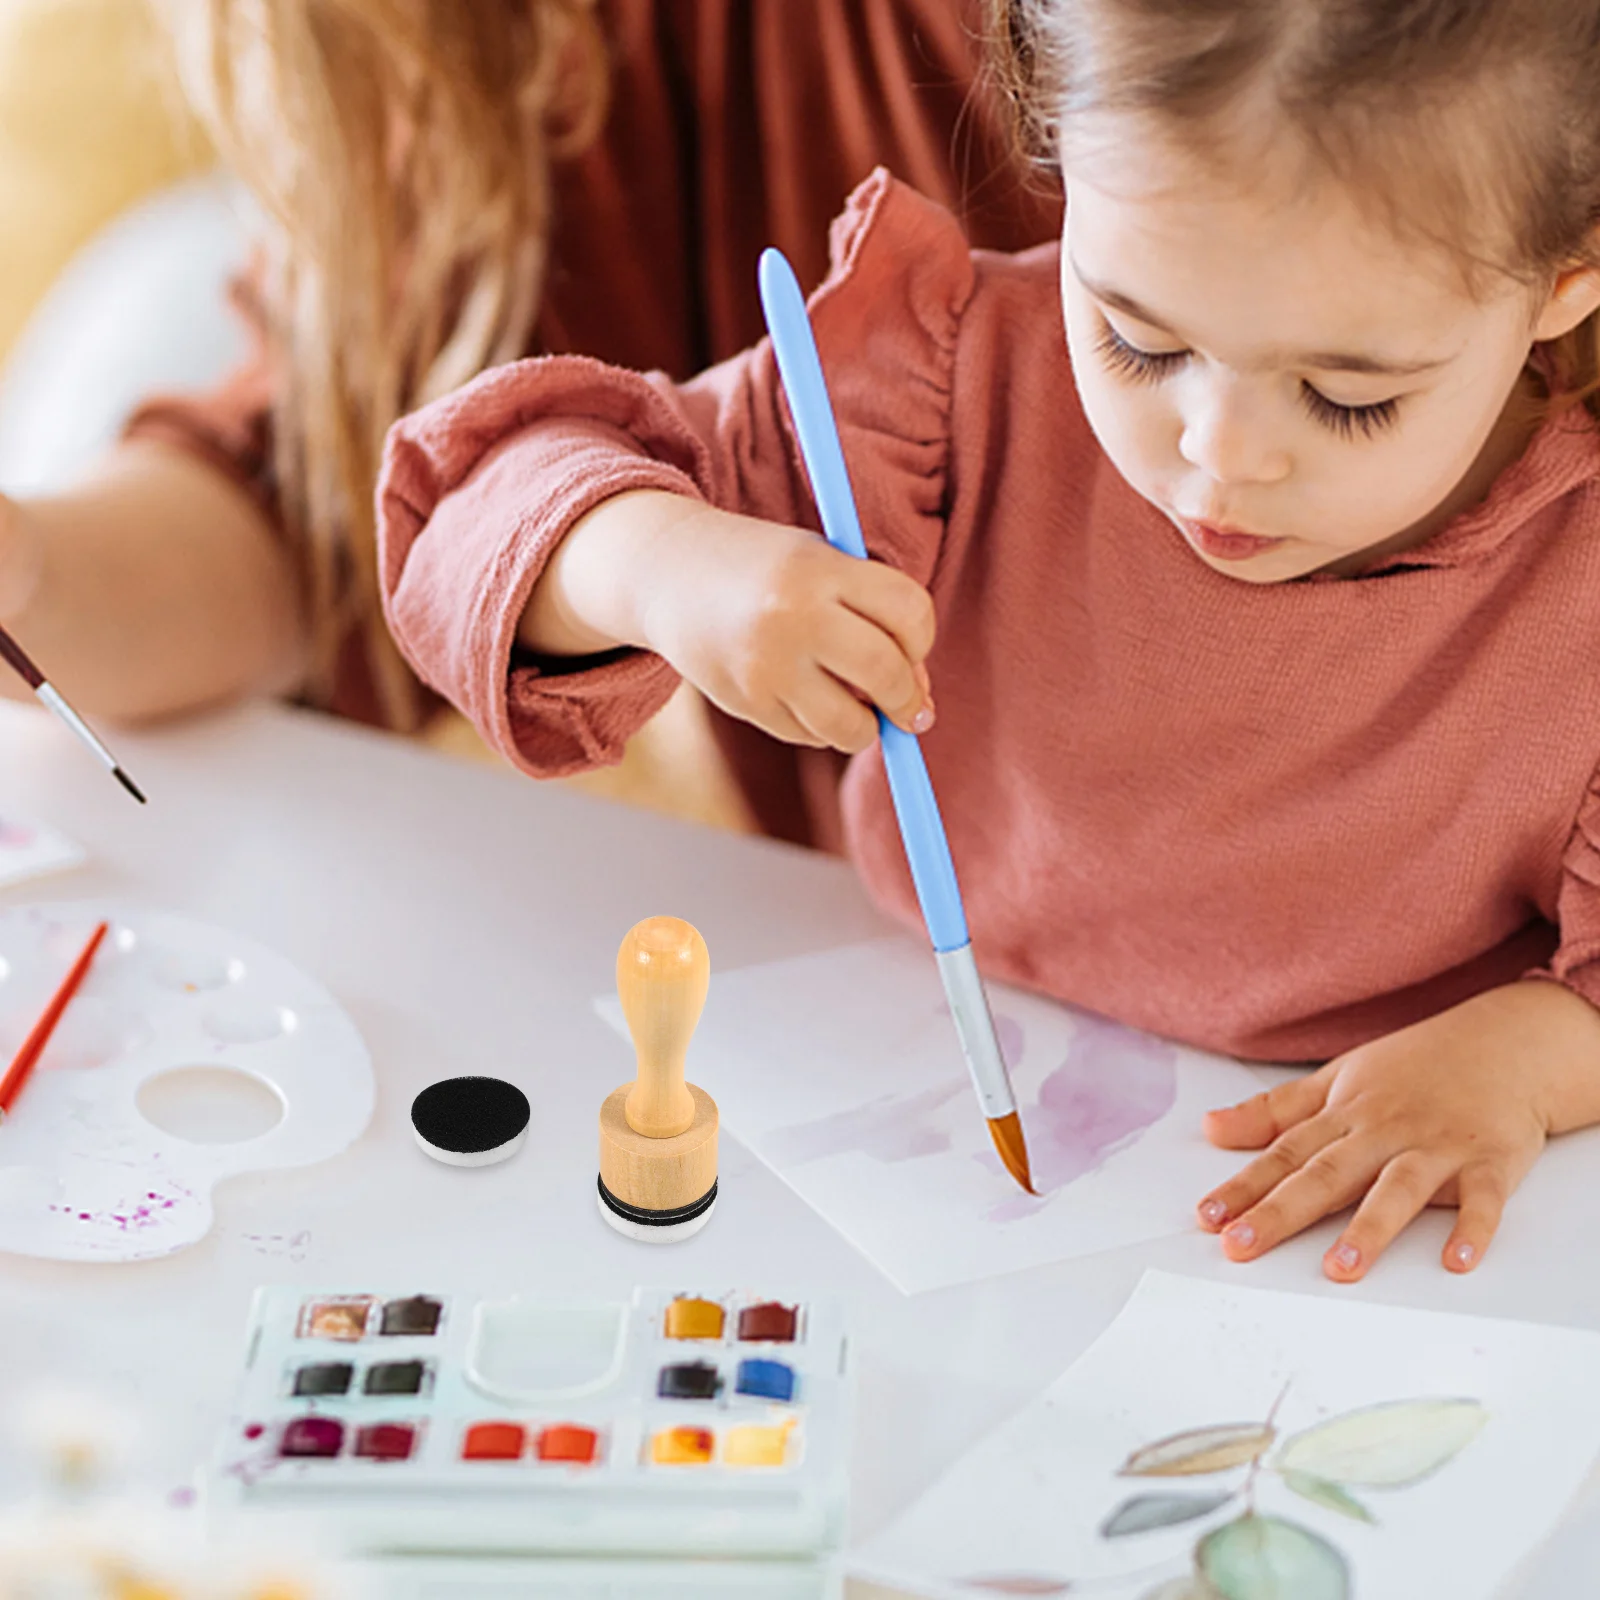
[640,500,936,752]
[532,490,936,752]
[1196,980,1600,1281]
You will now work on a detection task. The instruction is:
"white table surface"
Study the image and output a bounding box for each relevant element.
[2,697,1600,1597]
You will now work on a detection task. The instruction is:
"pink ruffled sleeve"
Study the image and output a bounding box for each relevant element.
[1541,762,1600,1009]
[375,169,975,777]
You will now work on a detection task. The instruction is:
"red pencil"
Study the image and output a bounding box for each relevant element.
[0,920,109,1122]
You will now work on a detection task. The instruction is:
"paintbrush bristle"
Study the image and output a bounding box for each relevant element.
[112,767,147,805]
[988,1111,1037,1196]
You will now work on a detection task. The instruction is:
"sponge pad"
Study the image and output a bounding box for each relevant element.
[410,1076,530,1167]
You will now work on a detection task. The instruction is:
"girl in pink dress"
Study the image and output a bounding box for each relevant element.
[378,0,1600,1282]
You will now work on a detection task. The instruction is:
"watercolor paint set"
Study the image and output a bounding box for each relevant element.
[205,1285,850,1562]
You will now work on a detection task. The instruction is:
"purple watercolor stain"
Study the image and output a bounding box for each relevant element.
[756,1012,1025,1167]
[983,1014,1178,1221]
[51,1183,194,1233]
[763,1079,967,1165]
[750,1004,1174,1218]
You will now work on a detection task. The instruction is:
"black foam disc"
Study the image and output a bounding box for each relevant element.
[410,1076,530,1167]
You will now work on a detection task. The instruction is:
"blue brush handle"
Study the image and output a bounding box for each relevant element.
[758,248,970,954]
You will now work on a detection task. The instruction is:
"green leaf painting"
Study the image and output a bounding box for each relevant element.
[1102,1491,1235,1538]
[1275,1399,1487,1488]
[1118,1424,1277,1478]
[1279,1471,1375,1524]
[1197,1514,1349,1600]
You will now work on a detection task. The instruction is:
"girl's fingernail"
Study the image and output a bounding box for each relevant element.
[1329,1242,1360,1272]
[1452,1240,1476,1269]
[1199,1199,1228,1226]
[911,705,935,733]
[1224,1222,1255,1251]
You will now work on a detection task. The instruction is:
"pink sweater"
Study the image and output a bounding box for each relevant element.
[378,172,1600,1063]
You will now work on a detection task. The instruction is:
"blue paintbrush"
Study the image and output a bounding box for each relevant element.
[758,248,1035,1196]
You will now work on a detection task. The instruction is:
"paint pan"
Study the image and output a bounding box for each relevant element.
[205,1285,850,1560]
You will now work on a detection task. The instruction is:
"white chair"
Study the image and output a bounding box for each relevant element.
[0,173,252,496]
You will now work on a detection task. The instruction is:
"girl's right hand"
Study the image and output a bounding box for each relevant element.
[640,500,936,753]
[533,490,937,754]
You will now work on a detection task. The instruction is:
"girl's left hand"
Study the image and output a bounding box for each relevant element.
[1196,979,1600,1281]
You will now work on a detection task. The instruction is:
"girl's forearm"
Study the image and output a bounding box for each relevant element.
[516,489,705,658]
[0,442,306,722]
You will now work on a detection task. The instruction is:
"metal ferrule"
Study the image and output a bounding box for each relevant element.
[934,944,1017,1120]
[35,684,117,772]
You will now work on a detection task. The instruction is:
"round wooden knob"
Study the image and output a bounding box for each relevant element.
[617,916,709,1138]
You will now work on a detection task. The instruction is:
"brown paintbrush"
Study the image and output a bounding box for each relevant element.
[0,623,145,803]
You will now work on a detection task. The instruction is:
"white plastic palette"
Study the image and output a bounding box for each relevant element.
[205,1286,851,1560]
[0,902,373,1262]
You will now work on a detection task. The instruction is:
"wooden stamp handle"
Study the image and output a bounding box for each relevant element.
[617,916,708,1138]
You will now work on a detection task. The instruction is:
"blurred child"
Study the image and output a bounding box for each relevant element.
[0,1,1046,732]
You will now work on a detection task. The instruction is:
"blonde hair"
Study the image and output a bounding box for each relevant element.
[987,0,1600,425]
[155,0,607,726]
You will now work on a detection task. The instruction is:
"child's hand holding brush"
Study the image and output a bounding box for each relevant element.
[519,488,938,753]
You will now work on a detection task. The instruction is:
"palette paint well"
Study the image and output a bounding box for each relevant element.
[0,903,373,1261]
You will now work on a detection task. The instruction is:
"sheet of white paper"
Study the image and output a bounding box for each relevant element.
[0,816,84,889]
[595,937,1269,1294]
[853,1270,1600,1600]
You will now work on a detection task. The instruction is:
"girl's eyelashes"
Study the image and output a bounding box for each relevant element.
[1095,321,1190,383]
[1093,318,1403,441]
[1298,385,1401,440]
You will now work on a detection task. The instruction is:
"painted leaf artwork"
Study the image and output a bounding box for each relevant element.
[1275,1399,1488,1488]
[1102,1492,1235,1538]
[1279,1472,1374,1524]
[1091,1390,1484,1596]
[596,938,1271,1293]
[1196,1515,1348,1600]
[1118,1425,1277,1478]
[851,1273,1600,1600]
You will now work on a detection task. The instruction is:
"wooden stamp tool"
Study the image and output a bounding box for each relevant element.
[597,916,719,1242]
